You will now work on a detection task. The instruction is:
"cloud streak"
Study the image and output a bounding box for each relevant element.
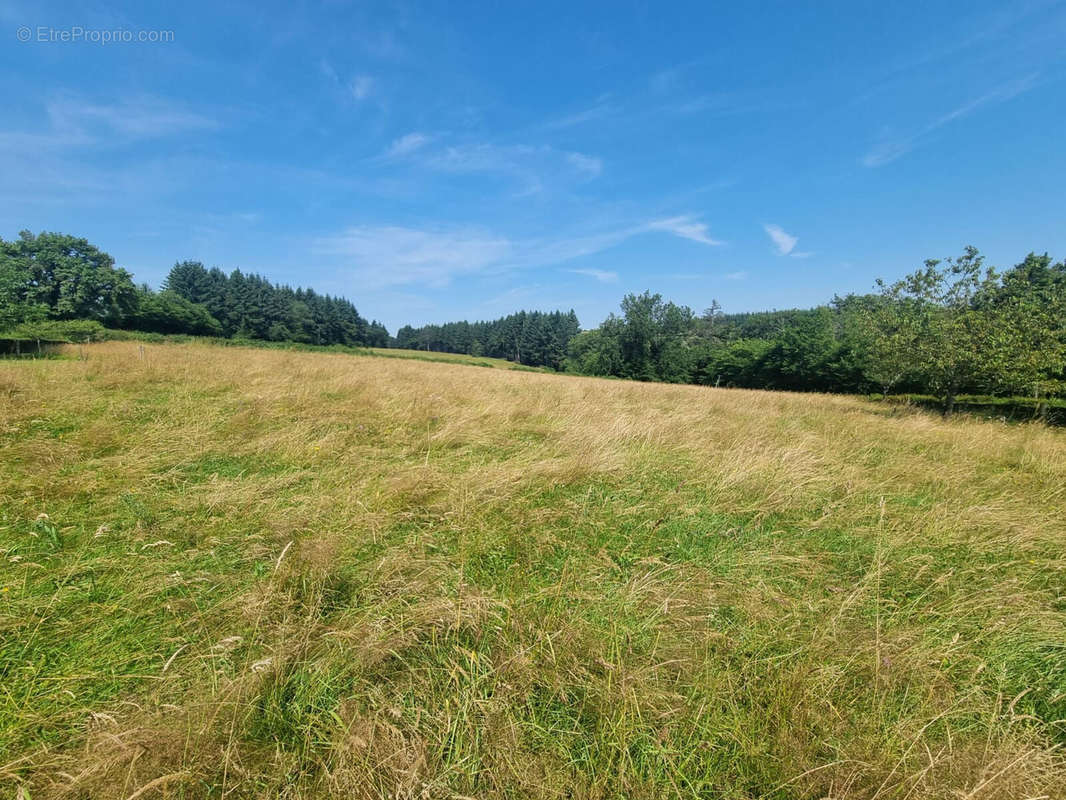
[763,224,813,258]
[384,132,431,158]
[568,268,618,283]
[350,75,374,101]
[47,95,219,140]
[540,100,617,131]
[0,94,221,169]
[313,225,512,288]
[397,141,605,195]
[862,73,1039,167]
[646,215,723,245]
[313,213,724,288]
[763,223,797,255]
[565,151,603,176]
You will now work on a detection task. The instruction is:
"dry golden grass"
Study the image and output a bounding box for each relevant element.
[1,340,1064,799]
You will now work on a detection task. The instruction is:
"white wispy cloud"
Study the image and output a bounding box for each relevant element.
[518,230,634,266]
[485,285,543,307]
[422,143,544,195]
[649,64,687,94]
[385,132,431,158]
[568,268,618,283]
[313,212,722,288]
[862,73,1039,167]
[47,95,218,139]
[413,142,603,195]
[866,6,1049,97]
[312,225,512,287]
[723,270,748,280]
[531,214,722,263]
[670,89,795,118]
[646,215,723,246]
[763,223,799,256]
[350,75,374,101]
[566,151,603,176]
[540,99,616,131]
[0,94,220,166]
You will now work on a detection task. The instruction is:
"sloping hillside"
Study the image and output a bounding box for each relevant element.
[2,342,1064,799]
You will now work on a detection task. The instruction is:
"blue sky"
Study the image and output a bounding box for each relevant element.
[2,1,1065,333]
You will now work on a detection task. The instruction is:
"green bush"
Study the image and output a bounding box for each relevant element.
[0,319,106,343]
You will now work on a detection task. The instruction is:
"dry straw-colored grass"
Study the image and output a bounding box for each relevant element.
[1,340,1064,799]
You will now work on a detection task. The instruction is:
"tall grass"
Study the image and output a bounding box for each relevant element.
[1,341,1064,798]
[102,329,542,371]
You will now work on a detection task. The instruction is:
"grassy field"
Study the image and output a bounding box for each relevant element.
[1,341,1064,799]
[101,329,543,372]
[358,347,543,371]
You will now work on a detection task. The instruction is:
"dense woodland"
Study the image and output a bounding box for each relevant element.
[395,311,580,371]
[394,248,1066,411]
[163,261,390,346]
[0,231,389,348]
[3,230,1064,411]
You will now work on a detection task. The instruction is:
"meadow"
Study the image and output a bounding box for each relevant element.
[1,341,1064,799]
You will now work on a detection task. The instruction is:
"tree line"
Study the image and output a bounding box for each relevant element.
[567,248,1065,412]
[163,261,389,346]
[0,231,388,347]
[3,229,1063,412]
[395,310,580,370]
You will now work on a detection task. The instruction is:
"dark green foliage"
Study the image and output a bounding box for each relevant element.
[0,319,107,354]
[877,394,1066,426]
[0,231,389,347]
[162,261,388,347]
[0,231,136,325]
[871,248,1065,412]
[690,338,775,389]
[125,287,223,336]
[566,249,1066,403]
[612,292,695,382]
[1,319,106,342]
[568,295,869,392]
[395,309,580,369]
